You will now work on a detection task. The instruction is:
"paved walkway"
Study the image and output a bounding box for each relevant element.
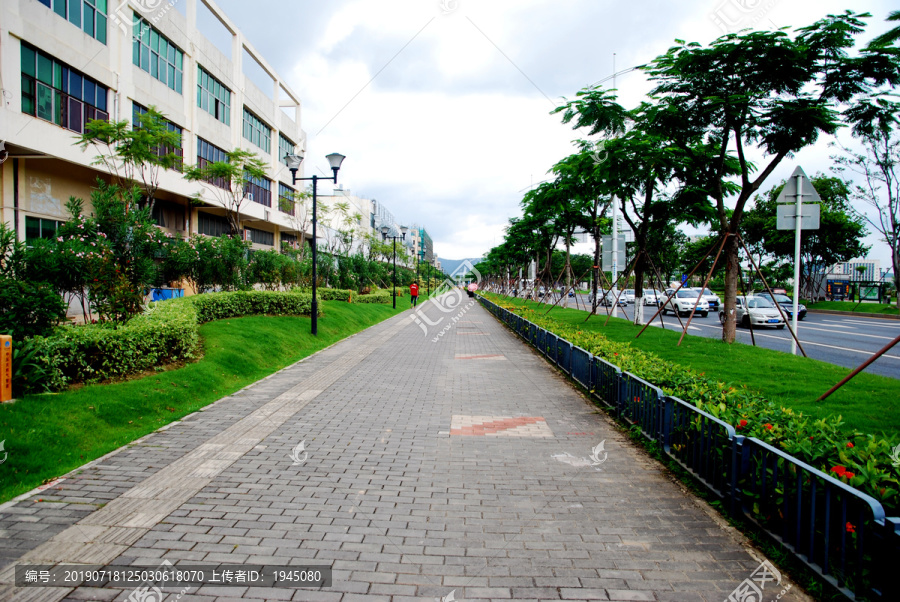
[0,296,810,601]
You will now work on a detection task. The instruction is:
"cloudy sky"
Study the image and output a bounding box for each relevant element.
[206,0,896,266]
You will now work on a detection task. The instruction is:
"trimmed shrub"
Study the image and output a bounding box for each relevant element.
[25,291,320,389]
[191,291,317,323]
[355,292,392,304]
[31,297,200,385]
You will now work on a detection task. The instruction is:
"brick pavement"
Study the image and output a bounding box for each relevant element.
[0,296,811,601]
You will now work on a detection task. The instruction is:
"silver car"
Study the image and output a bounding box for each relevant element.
[642,289,663,306]
[718,296,786,329]
[663,289,710,317]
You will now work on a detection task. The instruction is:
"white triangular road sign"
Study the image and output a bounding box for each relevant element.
[775,166,822,204]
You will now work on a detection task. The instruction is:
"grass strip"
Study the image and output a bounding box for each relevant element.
[0,300,405,504]
[806,300,898,315]
[496,295,900,434]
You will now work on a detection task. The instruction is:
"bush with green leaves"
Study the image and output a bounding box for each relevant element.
[190,291,317,323]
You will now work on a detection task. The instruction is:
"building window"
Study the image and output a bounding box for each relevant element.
[37,0,107,44]
[197,137,229,190]
[132,18,183,93]
[20,42,109,133]
[278,134,295,165]
[245,174,271,208]
[25,215,65,241]
[133,103,184,170]
[281,232,297,246]
[151,200,186,231]
[278,183,295,215]
[242,108,271,154]
[245,227,274,246]
[198,66,230,125]
[197,212,230,237]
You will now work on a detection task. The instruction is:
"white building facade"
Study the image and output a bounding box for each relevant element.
[1,0,307,252]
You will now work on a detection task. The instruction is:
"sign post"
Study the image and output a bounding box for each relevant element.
[0,336,11,402]
[776,166,821,355]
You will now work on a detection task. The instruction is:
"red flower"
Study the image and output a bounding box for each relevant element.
[809,436,814,440]
[737,419,748,430]
[846,442,854,448]
[764,423,773,431]
[830,466,847,475]
[846,522,856,534]
[844,472,856,479]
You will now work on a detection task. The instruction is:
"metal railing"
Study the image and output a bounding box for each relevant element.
[476,295,900,600]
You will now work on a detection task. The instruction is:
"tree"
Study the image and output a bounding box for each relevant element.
[78,106,182,214]
[644,11,900,341]
[742,175,869,299]
[867,10,900,49]
[833,99,900,308]
[183,149,268,236]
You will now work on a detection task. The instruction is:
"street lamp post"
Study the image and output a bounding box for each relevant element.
[381,225,408,309]
[286,151,346,335]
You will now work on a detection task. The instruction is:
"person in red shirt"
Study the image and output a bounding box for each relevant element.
[409,281,419,308]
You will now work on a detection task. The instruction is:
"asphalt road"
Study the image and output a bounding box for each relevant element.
[528,294,900,380]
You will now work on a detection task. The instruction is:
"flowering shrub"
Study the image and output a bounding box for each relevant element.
[485,294,900,514]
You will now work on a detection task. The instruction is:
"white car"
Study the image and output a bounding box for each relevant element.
[622,289,635,303]
[663,288,709,317]
[643,289,663,305]
[688,287,721,312]
[718,296,786,329]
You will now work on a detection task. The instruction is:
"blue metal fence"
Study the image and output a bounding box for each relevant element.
[571,346,592,389]
[476,295,900,600]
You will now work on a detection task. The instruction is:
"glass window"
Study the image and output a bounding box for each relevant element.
[39,0,106,43]
[25,216,64,241]
[132,17,183,93]
[278,134,295,166]
[197,66,231,125]
[20,42,108,133]
[242,108,271,153]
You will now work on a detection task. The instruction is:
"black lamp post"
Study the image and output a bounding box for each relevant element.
[381,225,408,309]
[285,151,346,335]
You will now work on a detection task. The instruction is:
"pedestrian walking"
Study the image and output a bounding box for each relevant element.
[409,281,419,308]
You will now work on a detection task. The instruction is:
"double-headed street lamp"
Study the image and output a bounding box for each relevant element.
[286,151,346,335]
[381,225,408,309]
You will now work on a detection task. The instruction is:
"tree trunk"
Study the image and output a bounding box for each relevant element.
[893,245,900,310]
[722,234,740,343]
[633,253,645,325]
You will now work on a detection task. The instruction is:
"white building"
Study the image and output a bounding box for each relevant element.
[1,0,308,256]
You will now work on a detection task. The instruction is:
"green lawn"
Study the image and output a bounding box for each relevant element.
[504,296,900,435]
[0,300,405,504]
[806,300,899,315]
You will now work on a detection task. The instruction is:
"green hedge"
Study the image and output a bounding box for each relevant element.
[484,294,900,515]
[191,291,316,323]
[31,297,200,386]
[355,292,392,304]
[27,291,318,388]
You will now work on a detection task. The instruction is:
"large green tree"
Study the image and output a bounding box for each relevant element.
[742,175,869,299]
[644,11,900,341]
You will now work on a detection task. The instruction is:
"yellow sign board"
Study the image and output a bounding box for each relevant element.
[0,336,10,402]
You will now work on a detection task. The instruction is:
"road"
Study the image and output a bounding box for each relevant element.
[526,293,900,380]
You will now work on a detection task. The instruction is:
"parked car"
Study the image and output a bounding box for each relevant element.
[622,289,635,303]
[719,295,785,329]
[662,288,709,317]
[756,292,806,321]
[688,287,721,312]
[592,289,627,307]
[642,289,663,306]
